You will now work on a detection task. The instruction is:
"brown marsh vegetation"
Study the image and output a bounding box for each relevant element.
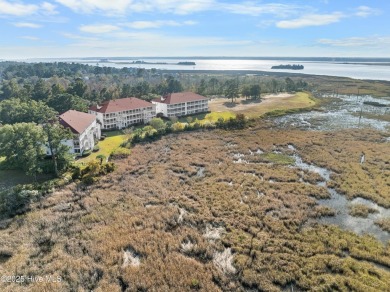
[375,218,390,233]
[349,203,379,218]
[0,123,389,291]
[302,75,390,98]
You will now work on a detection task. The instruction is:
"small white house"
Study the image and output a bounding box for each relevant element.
[152,92,209,118]
[46,110,101,156]
[88,97,156,130]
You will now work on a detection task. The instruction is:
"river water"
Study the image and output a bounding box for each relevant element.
[275,96,389,243]
[22,57,390,81]
[274,94,390,132]
[292,153,390,243]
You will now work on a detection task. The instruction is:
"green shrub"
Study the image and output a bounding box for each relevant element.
[150,117,166,130]
[81,175,96,185]
[82,150,92,157]
[103,162,116,173]
[72,165,82,180]
[72,160,116,184]
[110,147,131,159]
[96,154,107,164]
[0,187,40,218]
[189,278,200,290]
[93,145,100,152]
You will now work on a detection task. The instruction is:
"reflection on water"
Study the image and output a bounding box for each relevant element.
[274,95,390,131]
[318,192,390,243]
[22,57,390,81]
[292,152,390,243]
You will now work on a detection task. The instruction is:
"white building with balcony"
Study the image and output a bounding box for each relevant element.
[46,110,101,156]
[88,97,156,130]
[152,92,209,118]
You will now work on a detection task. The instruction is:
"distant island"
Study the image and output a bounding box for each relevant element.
[114,60,196,66]
[177,61,196,65]
[271,64,304,70]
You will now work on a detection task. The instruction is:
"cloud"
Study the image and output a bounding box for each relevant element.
[0,0,39,16]
[12,22,42,28]
[0,0,58,17]
[55,0,214,15]
[55,0,310,17]
[317,36,390,47]
[123,20,197,29]
[55,0,130,14]
[169,0,215,15]
[276,12,344,29]
[222,2,305,17]
[41,2,58,15]
[80,24,120,34]
[62,33,99,41]
[20,36,40,41]
[355,6,380,18]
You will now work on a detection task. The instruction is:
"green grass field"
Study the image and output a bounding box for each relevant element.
[77,130,128,163]
[202,111,236,122]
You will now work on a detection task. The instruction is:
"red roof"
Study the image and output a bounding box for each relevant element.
[59,110,96,134]
[89,97,153,113]
[153,92,208,105]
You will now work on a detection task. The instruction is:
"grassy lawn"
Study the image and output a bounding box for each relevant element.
[77,130,128,163]
[178,111,236,124]
[199,111,236,124]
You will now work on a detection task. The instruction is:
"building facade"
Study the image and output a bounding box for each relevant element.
[46,110,101,156]
[89,97,156,130]
[152,92,209,118]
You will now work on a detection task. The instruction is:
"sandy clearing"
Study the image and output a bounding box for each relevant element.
[209,93,295,113]
[261,93,295,99]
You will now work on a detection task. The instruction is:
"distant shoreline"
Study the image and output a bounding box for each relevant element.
[156,69,323,78]
[156,69,390,82]
[337,62,390,66]
[2,58,390,81]
[113,61,196,66]
[16,56,390,63]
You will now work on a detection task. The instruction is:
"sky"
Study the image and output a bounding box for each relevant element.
[0,0,389,59]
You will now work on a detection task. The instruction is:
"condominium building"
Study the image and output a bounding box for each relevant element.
[45,110,101,156]
[152,92,209,118]
[89,97,156,130]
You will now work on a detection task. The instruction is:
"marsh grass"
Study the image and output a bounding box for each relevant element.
[349,203,379,218]
[375,218,390,232]
[0,125,389,291]
[352,112,390,123]
[307,76,390,98]
[257,152,295,165]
